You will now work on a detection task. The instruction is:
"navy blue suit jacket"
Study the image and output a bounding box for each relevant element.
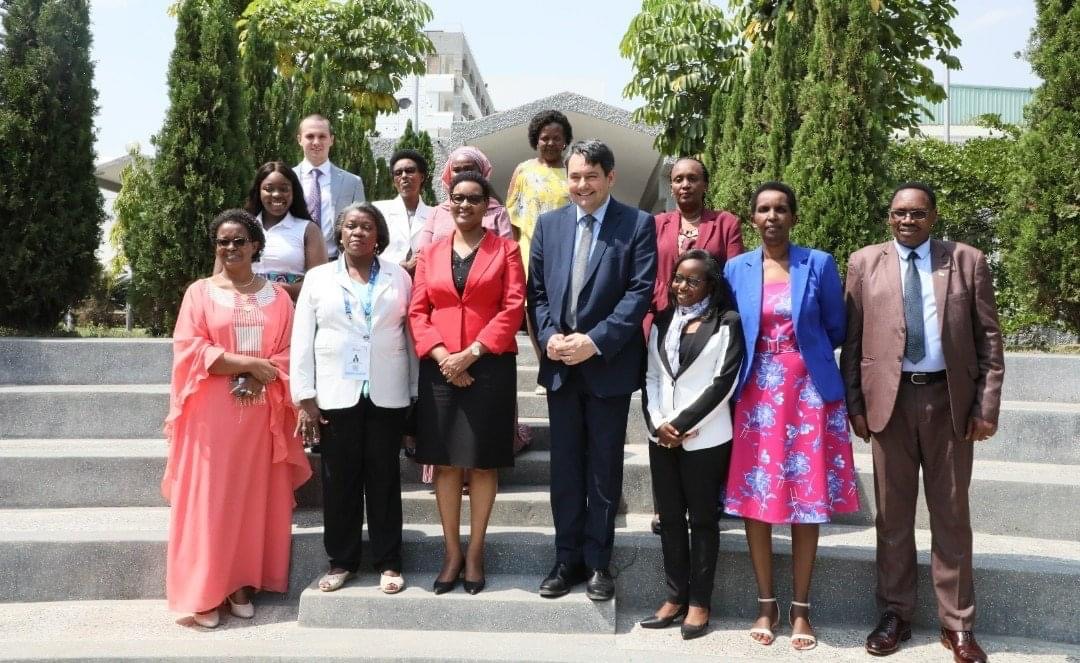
[724,244,846,402]
[527,198,657,397]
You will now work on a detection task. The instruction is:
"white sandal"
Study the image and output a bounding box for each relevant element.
[749,597,780,645]
[789,600,818,650]
[380,571,405,594]
[318,569,354,592]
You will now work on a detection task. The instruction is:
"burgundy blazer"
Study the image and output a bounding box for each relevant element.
[645,208,744,334]
[408,231,525,357]
[839,239,1005,439]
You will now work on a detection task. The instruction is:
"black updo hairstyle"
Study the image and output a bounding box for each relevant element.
[527,109,573,150]
[209,209,265,262]
[667,248,733,320]
[449,170,494,200]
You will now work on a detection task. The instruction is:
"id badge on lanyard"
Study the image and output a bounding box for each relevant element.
[341,262,378,382]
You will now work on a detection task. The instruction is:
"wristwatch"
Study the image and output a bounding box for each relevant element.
[470,342,482,357]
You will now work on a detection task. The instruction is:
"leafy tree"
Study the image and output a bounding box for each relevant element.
[124,0,251,332]
[240,16,287,165]
[1002,0,1080,334]
[619,0,736,156]
[394,120,437,203]
[760,0,812,178]
[785,0,889,271]
[0,0,104,329]
[622,0,960,155]
[238,0,434,134]
[109,147,156,275]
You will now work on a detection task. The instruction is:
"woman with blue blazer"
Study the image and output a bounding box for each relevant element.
[723,182,859,651]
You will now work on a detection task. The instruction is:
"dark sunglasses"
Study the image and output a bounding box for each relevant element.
[215,237,249,248]
[450,193,487,205]
[392,166,419,177]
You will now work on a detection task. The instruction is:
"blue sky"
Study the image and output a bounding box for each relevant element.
[88,0,1040,160]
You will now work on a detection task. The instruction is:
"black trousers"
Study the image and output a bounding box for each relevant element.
[320,396,407,573]
[649,441,732,608]
[547,368,631,570]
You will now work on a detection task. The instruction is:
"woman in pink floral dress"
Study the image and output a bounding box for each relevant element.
[723,182,858,650]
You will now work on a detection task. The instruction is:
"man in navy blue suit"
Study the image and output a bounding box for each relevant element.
[527,140,657,601]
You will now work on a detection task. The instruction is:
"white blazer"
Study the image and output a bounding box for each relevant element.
[373,196,431,264]
[291,256,418,410]
[643,309,744,451]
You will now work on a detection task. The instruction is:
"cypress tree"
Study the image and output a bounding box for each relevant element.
[0,0,104,330]
[761,0,812,179]
[241,17,286,165]
[785,0,889,271]
[1002,0,1080,334]
[708,44,769,220]
[395,120,437,203]
[124,0,251,332]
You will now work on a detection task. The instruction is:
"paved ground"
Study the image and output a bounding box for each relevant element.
[1,599,1077,662]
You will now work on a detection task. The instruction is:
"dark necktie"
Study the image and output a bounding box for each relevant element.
[567,214,594,330]
[903,251,926,363]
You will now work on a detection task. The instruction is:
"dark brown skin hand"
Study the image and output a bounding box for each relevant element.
[849,414,871,442]
[965,416,997,442]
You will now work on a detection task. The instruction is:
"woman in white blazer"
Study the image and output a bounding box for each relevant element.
[291,202,418,596]
[373,149,432,273]
[640,249,744,640]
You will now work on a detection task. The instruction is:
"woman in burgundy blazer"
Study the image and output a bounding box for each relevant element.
[408,171,525,595]
[646,157,744,337]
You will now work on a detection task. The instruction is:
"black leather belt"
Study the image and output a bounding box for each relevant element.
[901,370,946,385]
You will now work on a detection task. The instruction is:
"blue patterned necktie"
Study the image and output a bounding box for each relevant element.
[567,214,594,330]
[903,251,926,363]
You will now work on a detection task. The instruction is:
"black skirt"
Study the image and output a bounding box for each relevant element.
[414,353,516,469]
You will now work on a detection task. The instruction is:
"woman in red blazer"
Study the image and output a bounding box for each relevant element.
[408,170,526,595]
[646,157,744,337]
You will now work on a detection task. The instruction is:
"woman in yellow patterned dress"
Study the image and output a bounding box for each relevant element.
[506,110,572,381]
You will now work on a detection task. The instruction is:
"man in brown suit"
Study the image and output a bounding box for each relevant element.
[841,182,1004,663]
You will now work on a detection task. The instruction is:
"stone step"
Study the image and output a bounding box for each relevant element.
[0,508,1077,643]
[296,573,615,634]
[3,440,1078,541]
[6,600,1075,663]
[4,337,1078,404]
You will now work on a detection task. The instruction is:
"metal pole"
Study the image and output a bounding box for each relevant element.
[944,66,951,143]
[414,76,420,130]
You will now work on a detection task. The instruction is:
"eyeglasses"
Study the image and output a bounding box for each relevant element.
[215,237,249,248]
[889,209,930,221]
[450,193,487,205]
[392,166,418,177]
[672,274,704,288]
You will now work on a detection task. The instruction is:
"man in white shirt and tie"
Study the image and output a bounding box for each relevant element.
[294,114,366,259]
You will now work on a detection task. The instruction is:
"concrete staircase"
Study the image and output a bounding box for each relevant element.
[1,337,1078,661]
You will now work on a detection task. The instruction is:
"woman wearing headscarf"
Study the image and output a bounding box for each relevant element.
[417,146,513,248]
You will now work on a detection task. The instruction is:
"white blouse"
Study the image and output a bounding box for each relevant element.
[253,212,308,277]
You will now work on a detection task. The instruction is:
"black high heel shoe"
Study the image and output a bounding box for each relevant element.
[463,577,486,595]
[639,604,688,629]
[432,564,464,595]
[681,616,710,640]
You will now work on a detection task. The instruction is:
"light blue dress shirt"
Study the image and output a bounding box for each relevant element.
[573,196,610,261]
[895,239,946,372]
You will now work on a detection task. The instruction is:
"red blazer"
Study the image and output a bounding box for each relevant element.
[645,208,744,333]
[409,231,525,357]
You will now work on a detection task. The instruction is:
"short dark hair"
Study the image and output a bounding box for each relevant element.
[527,110,573,150]
[567,139,615,175]
[209,209,265,262]
[334,202,390,255]
[449,170,494,200]
[891,181,937,209]
[668,249,733,319]
[672,156,710,184]
[750,181,798,216]
[389,149,429,178]
[246,161,312,221]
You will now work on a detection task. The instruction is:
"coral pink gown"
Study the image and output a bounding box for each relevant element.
[162,279,311,613]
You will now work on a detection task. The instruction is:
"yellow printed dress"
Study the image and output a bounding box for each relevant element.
[506,158,568,275]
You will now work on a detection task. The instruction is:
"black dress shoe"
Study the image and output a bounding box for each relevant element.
[463,577,486,595]
[432,576,459,595]
[866,611,912,656]
[681,619,710,640]
[651,514,662,535]
[539,562,587,598]
[639,604,688,629]
[585,568,615,601]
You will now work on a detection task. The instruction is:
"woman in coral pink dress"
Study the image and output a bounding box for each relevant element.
[723,183,858,650]
[163,209,312,628]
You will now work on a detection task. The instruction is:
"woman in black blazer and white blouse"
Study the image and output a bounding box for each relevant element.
[291,202,417,595]
[640,249,744,640]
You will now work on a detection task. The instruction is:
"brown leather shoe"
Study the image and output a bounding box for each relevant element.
[865,611,912,656]
[941,628,988,663]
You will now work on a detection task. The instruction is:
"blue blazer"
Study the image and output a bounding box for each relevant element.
[527,198,657,397]
[724,244,846,402]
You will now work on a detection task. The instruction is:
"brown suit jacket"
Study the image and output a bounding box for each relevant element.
[840,239,1004,438]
